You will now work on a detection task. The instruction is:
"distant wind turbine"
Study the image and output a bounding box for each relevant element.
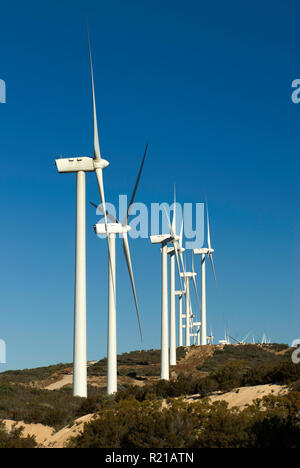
[194,203,217,345]
[150,205,184,380]
[167,190,187,365]
[180,254,200,347]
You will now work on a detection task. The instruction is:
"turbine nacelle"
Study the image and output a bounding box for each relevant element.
[56,157,95,173]
[180,272,197,278]
[94,223,131,235]
[175,290,186,296]
[193,247,214,255]
[150,234,178,245]
[55,157,109,173]
[167,245,185,255]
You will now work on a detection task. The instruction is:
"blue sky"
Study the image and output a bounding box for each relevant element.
[0,0,299,370]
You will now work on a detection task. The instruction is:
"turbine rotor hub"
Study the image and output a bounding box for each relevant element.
[94,158,110,170]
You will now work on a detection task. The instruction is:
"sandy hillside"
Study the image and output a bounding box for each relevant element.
[2,383,289,447]
[3,414,96,448]
[3,420,54,446]
[45,375,73,390]
[185,384,288,409]
[44,413,95,448]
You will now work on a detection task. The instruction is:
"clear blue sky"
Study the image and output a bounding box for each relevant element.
[0,0,299,370]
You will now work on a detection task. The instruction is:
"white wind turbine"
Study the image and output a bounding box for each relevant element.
[175,288,186,347]
[194,203,217,345]
[207,328,214,345]
[219,329,230,345]
[229,331,251,345]
[150,207,184,380]
[191,253,202,345]
[180,253,201,347]
[167,192,186,365]
[174,222,186,350]
[55,35,111,398]
[91,144,148,394]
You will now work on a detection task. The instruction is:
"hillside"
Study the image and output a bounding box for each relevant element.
[0,344,299,448]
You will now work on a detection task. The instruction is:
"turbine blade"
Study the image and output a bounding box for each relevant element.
[209,252,217,287]
[89,201,120,224]
[163,206,187,314]
[174,246,185,297]
[87,29,101,160]
[122,231,142,341]
[192,274,201,318]
[123,143,148,226]
[95,169,116,305]
[95,169,108,227]
[242,331,251,343]
[172,185,176,235]
[179,220,183,249]
[229,335,240,344]
[191,253,201,315]
[206,203,211,250]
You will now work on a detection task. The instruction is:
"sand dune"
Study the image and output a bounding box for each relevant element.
[45,375,73,391]
[2,420,54,445]
[2,413,96,448]
[185,384,288,409]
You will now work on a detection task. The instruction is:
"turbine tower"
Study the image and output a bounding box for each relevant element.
[194,203,217,345]
[55,35,110,398]
[207,328,214,345]
[175,289,186,347]
[91,144,148,394]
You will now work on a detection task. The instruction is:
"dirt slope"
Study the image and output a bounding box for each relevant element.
[185,384,288,409]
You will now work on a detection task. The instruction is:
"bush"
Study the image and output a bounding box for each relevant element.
[0,384,106,430]
[0,422,37,448]
[198,345,291,373]
[69,390,300,448]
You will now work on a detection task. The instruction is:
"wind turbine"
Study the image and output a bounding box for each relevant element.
[207,328,214,345]
[167,192,186,365]
[55,35,111,398]
[91,144,148,394]
[194,203,217,345]
[261,333,268,345]
[191,253,202,345]
[229,331,251,345]
[219,326,230,345]
[150,206,184,380]
[175,288,186,347]
[180,254,200,347]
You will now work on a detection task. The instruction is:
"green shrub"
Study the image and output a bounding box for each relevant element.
[68,390,300,449]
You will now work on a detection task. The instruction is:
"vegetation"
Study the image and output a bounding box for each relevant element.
[0,421,36,448]
[0,384,106,429]
[115,360,300,402]
[0,344,299,448]
[0,363,72,386]
[68,392,300,448]
[88,348,187,377]
[198,344,291,373]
